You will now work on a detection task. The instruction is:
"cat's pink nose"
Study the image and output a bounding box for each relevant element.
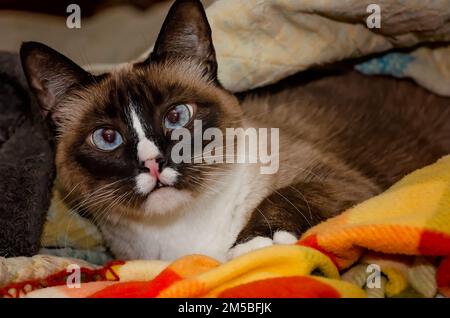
[144,159,160,180]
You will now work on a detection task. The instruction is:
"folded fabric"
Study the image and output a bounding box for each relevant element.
[2,156,448,298]
[201,0,450,94]
[299,155,450,269]
[3,1,450,95]
[22,247,365,298]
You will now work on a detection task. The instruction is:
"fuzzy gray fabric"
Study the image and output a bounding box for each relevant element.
[0,51,55,257]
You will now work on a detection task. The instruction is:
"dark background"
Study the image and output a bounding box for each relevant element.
[0,0,166,16]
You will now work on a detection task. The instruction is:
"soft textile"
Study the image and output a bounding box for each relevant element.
[1,1,450,95]
[200,0,450,94]
[1,156,449,298]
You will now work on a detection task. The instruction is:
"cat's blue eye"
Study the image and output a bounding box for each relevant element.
[91,128,123,151]
[164,104,194,130]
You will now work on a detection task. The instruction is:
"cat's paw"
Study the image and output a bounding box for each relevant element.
[272,230,298,244]
[227,236,273,260]
[227,231,298,260]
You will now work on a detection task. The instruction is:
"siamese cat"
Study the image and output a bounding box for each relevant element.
[21,0,450,261]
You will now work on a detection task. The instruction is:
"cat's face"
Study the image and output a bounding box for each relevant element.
[21,0,243,219]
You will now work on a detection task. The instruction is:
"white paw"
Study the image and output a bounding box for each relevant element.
[273,230,298,244]
[227,236,273,260]
[227,231,298,260]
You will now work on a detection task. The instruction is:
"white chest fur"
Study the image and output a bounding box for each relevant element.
[100,165,268,261]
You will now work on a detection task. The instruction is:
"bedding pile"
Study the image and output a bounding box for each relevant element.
[2,0,450,95]
[0,0,450,298]
[191,0,450,95]
[1,156,449,297]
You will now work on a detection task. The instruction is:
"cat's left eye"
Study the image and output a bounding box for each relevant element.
[90,128,123,151]
[164,103,194,130]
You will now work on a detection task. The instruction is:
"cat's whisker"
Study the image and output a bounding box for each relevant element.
[69,183,119,211]
[184,164,230,171]
[255,207,273,239]
[288,186,314,221]
[61,177,132,242]
[60,191,115,249]
[273,189,313,227]
[195,172,233,176]
[110,192,136,224]
[59,185,121,250]
[70,177,130,209]
[70,188,121,215]
[50,182,82,210]
[94,192,130,227]
[88,187,130,220]
[190,153,264,163]
[196,177,227,186]
[86,191,124,227]
[188,176,220,195]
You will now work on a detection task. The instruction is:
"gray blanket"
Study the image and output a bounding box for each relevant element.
[0,52,55,257]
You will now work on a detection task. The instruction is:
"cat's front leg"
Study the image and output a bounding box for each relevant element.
[228,178,378,260]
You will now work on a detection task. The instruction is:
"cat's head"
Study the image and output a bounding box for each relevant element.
[20,0,243,220]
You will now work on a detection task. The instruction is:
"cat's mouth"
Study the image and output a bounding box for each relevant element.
[135,160,180,196]
[137,171,192,216]
[155,181,166,190]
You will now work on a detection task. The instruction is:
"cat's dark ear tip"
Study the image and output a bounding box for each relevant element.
[171,0,206,13]
[20,41,47,57]
[20,41,49,68]
[175,0,203,5]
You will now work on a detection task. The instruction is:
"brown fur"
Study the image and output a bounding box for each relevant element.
[236,68,450,243]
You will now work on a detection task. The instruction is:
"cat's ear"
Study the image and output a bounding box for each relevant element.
[149,0,217,80]
[20,41,92,119]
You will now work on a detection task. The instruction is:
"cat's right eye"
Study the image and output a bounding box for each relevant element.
[164,103,195,130]
[90,128,123,151]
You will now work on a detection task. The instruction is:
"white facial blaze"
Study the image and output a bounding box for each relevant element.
[137,139,159,162]
[130,107,160,162]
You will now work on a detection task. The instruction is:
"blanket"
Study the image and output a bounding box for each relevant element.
[2,1,450,96]
[1,156,449,298]
[0,52,55,257]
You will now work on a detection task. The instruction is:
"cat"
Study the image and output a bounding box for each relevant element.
[20,0,450,261]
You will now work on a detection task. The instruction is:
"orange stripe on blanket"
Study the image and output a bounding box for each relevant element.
[89,268,181,298]
[217,276,341,298]
[301,225,424,269]
[89,255,220,298]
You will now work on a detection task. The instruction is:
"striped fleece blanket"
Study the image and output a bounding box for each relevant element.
[1,156,449,298]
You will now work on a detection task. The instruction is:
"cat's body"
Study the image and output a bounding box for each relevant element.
[98,68,450,261]
[21,0,450,261]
